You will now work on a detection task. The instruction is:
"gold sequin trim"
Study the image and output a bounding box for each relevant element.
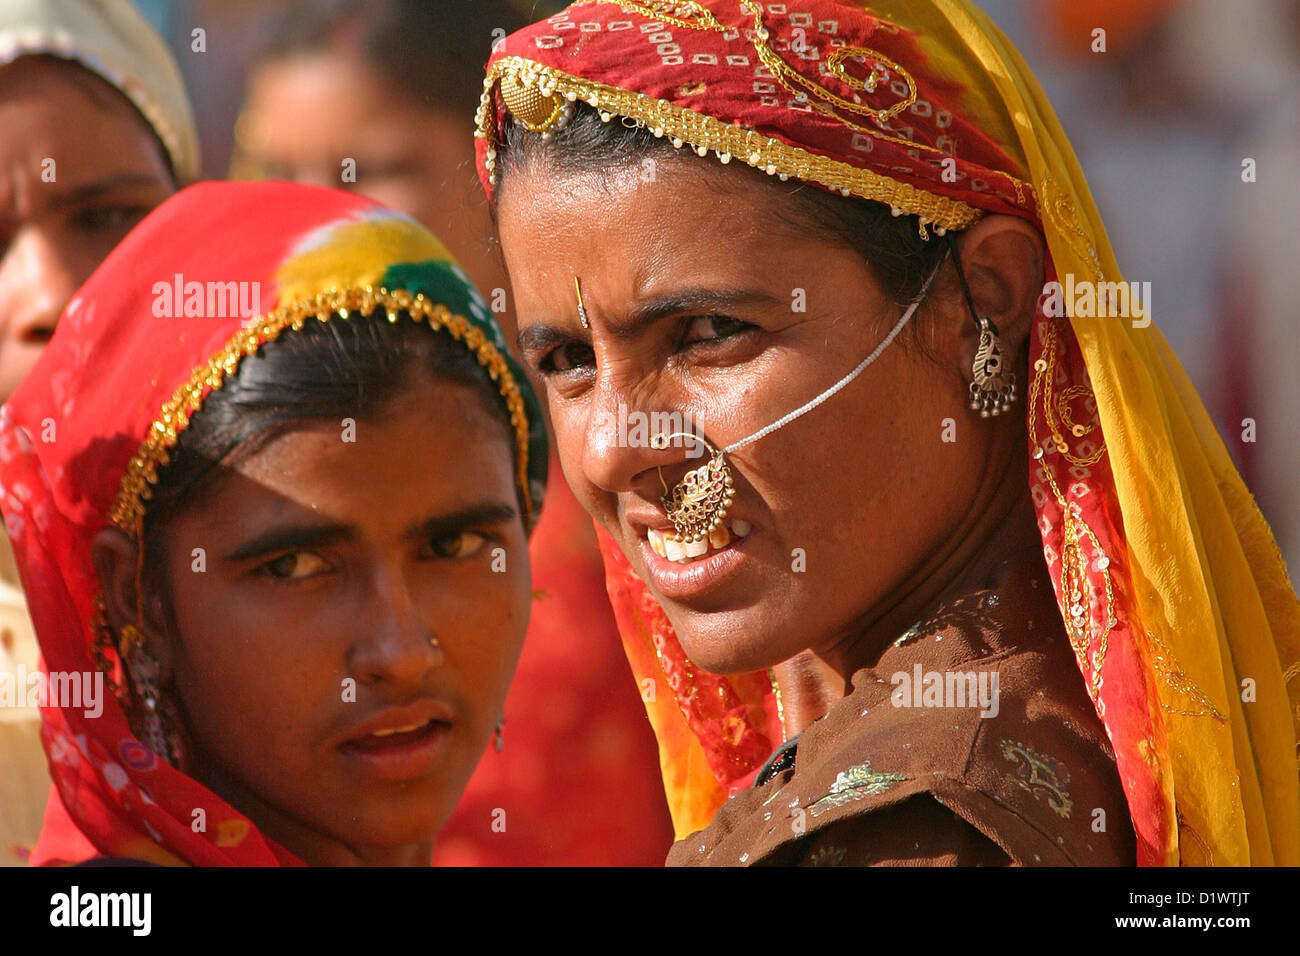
[1147,627,1226,721]
[107,286,534,537]
[1040,175,1104,282]
[476,56,984,234]
[742,0,915,125]
[1030,321,1103,468]
[1030,319,1114,706]
[739,0,1031,205]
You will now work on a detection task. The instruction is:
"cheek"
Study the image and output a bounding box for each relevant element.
[418,551,532,694]
[164,570,342,758]
[549,399,613,517]
[760,359,980,593]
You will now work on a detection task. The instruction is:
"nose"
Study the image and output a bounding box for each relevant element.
[0,229,79,346]
[578,368,688,500]
[347,560,443,690]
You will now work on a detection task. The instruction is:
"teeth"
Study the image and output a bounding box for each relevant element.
[372,720,429,738]
[647,519,747,564]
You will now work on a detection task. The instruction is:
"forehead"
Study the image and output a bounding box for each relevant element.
[495,156,813,300]
[0,57,169,184]
[242,52,427,152]
[0,56,149,131]
[178,378,518,535]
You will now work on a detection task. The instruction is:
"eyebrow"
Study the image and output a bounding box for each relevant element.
[517,286,783,353]
[223,502,522,563]
[224,522,352,562]
[404,502,520,543]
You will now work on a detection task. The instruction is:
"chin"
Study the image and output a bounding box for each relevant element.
[348,794,447,849]
[670,604,795,676]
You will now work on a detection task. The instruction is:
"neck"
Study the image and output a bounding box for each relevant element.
[774,442,1044,738]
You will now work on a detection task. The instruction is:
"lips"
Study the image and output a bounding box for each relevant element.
[337,699,454,781]
[636,517,754,601]
[343,720,443,752]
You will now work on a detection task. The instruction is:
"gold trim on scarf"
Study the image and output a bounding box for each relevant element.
[476,55,984,236]
[108,286,534,537]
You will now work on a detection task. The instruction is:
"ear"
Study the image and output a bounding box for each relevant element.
[952,214,1046,358]
[91,527,176,678]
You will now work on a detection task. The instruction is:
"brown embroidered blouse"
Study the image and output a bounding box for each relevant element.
[666,572,1137,867]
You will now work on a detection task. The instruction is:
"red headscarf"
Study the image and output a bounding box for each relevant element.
[476,0,1300,866]
[1,181,544,865]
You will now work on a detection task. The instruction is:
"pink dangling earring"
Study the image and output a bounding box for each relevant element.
[120,623,183,766]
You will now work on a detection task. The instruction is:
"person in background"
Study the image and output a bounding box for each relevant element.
[232,0,672,865]
[0,0,199,867]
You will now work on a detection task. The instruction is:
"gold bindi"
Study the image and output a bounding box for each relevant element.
[574,276,590,330]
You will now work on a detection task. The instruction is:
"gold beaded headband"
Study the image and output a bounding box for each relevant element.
[477,55,984,239]
[109,285,537,540]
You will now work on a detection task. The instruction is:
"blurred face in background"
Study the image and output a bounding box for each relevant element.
[237,49,509,338]
[239,49,474,244]
[0,57,175,402]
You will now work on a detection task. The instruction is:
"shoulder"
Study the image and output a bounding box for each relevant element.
[669,632,1134,866]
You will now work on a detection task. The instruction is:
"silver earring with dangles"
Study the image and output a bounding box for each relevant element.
[968,316,1017,417]
[947,235,1017,418]
[493,719,505,753]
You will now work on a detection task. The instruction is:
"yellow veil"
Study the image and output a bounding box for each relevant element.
[921,0,1300,865]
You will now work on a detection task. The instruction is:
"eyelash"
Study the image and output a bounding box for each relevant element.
[257,551,333,581]
[682,314,754,346]
[253,532,491,581]
[71,204,150,234]
[422,531,490,560]
[535,314,756,377]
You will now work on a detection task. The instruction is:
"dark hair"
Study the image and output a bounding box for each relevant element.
[256,0,540,117]
[140,311,519,591]
[493,102,953,310]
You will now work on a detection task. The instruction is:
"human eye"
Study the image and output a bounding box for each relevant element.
[257,551,333,581]
[681,314,757,347]
[537,341,595,376]
[69,203,151,235]
[424,531,489,560]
